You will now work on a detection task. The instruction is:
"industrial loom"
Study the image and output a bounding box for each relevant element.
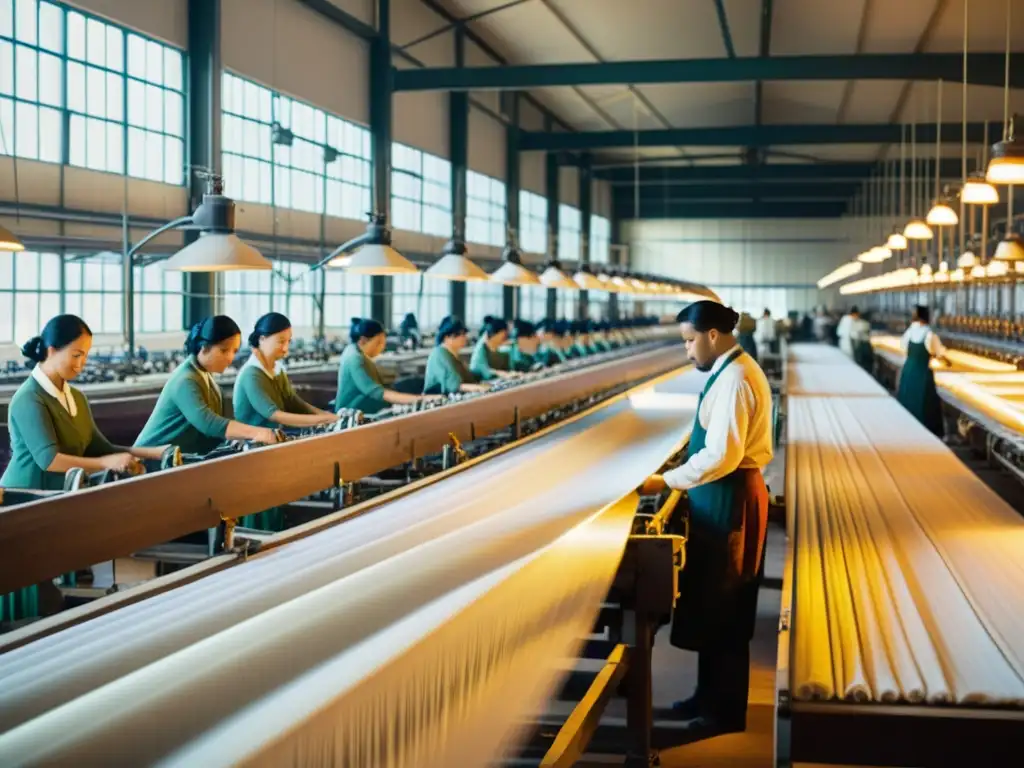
[0,331,704,767]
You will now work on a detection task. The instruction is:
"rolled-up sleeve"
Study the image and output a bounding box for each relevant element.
[172,377,231,438]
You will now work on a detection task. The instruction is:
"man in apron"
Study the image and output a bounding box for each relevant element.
[897,305,949,438]
[642,300,774,736]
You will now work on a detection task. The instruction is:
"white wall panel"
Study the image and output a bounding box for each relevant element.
[223,0,369,126]
[469,108,505,180]
[389,0,450,155]
[592,181,612,218]
[559,166,579,207]
[623,218,852,315]
[66,0,187,47]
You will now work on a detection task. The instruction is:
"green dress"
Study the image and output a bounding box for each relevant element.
[334,345,388,415]
[134,356,230,455]
[424,346,476,394]
[234,358,318,427]
[896,340,944,438]
[469,339,506,381]
[536,343,566,366]
[670,348,768,653]
[2,375,121,623]
[569,342,589,359]
[508,343,535,372]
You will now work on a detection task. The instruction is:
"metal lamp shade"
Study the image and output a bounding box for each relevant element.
[345,243,419,275]
[926,203,959,227]
[574,270,605,291]
[161,233,272,271]
[539,265,578,289]
[491,260,541,286]
[903,219,934,240]
[994,235,1024,262]
[424,253,489,282]
[886,232,909,250]
[961,178,1000,205]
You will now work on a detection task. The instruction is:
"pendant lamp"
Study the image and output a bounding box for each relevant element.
[0,224,24,252]
[539,259,578,289]
[994,234,1024,262]
[961,172,1000,204]
[491,239,541,286]
[887,230,908,250]
[424,239,489,282]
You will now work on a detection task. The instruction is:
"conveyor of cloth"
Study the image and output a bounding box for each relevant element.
[0,367,704,767]
[779,344,1024,768]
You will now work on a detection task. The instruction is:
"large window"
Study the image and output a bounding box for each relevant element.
[466,171,505,247]
[391,273,448,331]
[222,72,372,220]
[0,250,60,344]
[323,269,370,333]
[133,261,183,333]
[518,190,547,254]
[0,0,185,181]
[391,143,451,237]
[558,204,581,263]
[590,215,611,264]
[465,281,503,330]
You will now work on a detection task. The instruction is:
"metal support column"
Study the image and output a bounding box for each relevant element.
[184,0,221,328]
[369,0,392,326]
[545,138,560,320]
[503,91,521,321]
[449,27,469,321]
[578,153,592,320]
[608,215,621,321]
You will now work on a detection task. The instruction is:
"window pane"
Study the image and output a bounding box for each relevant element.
[66,60,84,112]
[14,0,36,45]
[38,1,60,53]
[15,44,36,100]
[0,41,12,95]
[106,121,123,173]
[14,100,38,158]
[86,65,105,116]
[144,83,162,130]
[66,10,84,59]
[69,113,86,165]
[86,17,105,66]
[105,26,122,71]
[146,40,162,85]
[0,0,12,38]
[126,78,143,126]
[106,71,123,121]
[164,48,181,90]
[37,105,59,162]
[126,34,145,78]
[164,90,181,135]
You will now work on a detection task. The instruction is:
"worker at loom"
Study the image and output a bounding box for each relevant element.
[641,300,773,737]
[134,316,281,454]
[754,308,777,360]
[837,306,859,358]
[897,305,949,438]
[234,312,340,428]
[1,314,168,491]
[568,320,594,358]
[535,319,568,365]
[335,318,437,413]
[424,316,489,395]
[470,316,517,381]
[508,320,541,371]
[735,312,758,362]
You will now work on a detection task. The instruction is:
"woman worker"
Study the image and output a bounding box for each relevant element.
[233,312,338,429]
[135,316,279,455]
[897,305,949,438]
[535,319,567,366]
[336,318,436,414]
[424,316,489,395]
[470,315,518,381]
[1,315,166,621]
[508,319,540,372]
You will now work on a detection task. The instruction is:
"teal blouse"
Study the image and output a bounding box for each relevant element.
[424,346,476,394]
[469,339,507,381]
[134,356,231,455]
[508,342,536,372]
[234,358,318,427]
[1,376,119,491]
[334,344,387,415]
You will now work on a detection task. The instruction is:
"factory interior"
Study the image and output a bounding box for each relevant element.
[2,0,1024,765]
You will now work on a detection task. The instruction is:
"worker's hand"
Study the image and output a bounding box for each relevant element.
[254,427,281,445]
[319,412,342,424]
[639,474,667,495]
[102,453,142,475]
[421,394,446,403]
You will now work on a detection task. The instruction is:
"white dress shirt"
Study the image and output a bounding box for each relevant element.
[664,348,774,491]
[900,322,946,357]
[32,365,77,417]
[837,314,854,356]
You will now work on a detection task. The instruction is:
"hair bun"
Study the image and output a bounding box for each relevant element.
[21,336,46,364]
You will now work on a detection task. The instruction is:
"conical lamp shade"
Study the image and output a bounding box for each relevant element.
[424,252,489,281]
[161,233,272,271]
[903,219,934,240]
[540,265,577,289]
[957,251,978,268]
[961,176,999,205]
[573,269,605,291]
[926,202,959,226]
[886,232,908,250]
[346,243,418,275]
[0,223,25,252]
[491,260,541,286]
[994,234,1024,262]
[970,264,987,279]
[919,263,933,277]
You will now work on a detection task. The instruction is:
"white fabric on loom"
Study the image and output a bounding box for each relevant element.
[0,369,705,765]
[787,344,1024,706]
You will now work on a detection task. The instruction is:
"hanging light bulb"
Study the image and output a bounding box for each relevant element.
[961,172,1000,204]
[926,199,960,226]
[886,230,908,250]
[958,250,978,268]
[903,219,934,240]
[987,260,1009,276]
[971,264,988,279]
[919,262,933,277]
[951,268,966,282]
[988,114,1024,184]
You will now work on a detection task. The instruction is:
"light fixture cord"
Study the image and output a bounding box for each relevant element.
[935,78,942,202]
[961,0,968,256]
[1003,0,1011,140]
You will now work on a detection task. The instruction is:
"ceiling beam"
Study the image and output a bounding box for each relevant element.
[522,122,990,150]
[294,0,377,39]
[597,159,966,183]
[392,52,1020,91]
[614,200,849,219]
[713,0,737,58]
[754,0,773,127]
[616,182,862,200]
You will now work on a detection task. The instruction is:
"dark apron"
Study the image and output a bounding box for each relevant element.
[670,348,769,651]
[853,339,874,371]
[737,332,758,363]
[896,340,944,438]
